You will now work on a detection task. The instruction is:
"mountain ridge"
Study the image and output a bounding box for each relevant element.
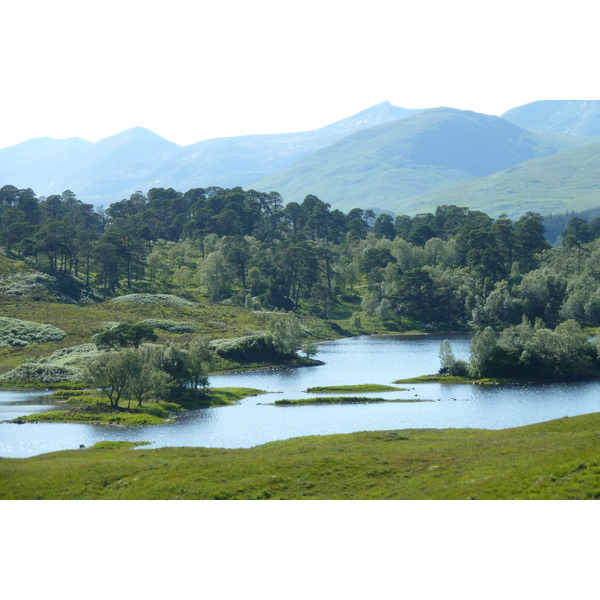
[251,107,592,214]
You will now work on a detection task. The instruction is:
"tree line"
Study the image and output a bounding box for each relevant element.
[4,183,600,332]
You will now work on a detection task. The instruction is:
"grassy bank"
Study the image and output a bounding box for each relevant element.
[9,387,266,426]
[2,412,600,499]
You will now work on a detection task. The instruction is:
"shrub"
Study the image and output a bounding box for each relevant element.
[0,363,84,383]
[141,319,196,334]
[211,334,280,362]
[449,359,470,377]
[37,344,103,367]
[0,317,67,348]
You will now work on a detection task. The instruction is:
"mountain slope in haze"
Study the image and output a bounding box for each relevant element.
[502,101,600,136]
[0,128,179,199]
[405,142,600,218]
[252,108,591,213]
[0,102,423,205]
[79,102,423,204]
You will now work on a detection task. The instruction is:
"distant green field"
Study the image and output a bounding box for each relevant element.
[2,412,599,499]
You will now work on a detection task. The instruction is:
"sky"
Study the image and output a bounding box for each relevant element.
[1,0,598,150]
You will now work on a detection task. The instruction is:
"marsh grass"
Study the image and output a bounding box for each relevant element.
[2,412,600,499]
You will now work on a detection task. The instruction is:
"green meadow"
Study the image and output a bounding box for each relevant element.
[2,412,599,500]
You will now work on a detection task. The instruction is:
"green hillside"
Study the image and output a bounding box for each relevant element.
[408,142,600,218]
[252,108,591,213]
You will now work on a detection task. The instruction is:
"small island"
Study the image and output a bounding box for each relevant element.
[303,384,406,393]
[271,396,430,406]
[11,387,267,426]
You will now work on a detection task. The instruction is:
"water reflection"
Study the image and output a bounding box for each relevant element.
[2,334,600,458]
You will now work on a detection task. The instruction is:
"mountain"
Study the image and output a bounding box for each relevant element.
[0,102,423,205]
[0,128,179,199]
[502,101,600,136]
[404,142,600,218]
[78,102,423,204]
[252,108,592,214]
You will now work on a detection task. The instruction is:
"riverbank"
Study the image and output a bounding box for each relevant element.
[2,411,599,499]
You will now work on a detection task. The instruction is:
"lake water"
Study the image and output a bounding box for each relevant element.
[2,334,600,458]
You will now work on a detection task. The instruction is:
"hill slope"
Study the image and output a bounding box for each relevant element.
[502,100,600,136]
[252,108,591,213]
[408,142,600,218]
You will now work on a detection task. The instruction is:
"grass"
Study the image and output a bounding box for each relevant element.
[9,387,267,425]
[394,375,515,384]
[304,384,406,393]
[2,412,600,499]
[272,396,430,405]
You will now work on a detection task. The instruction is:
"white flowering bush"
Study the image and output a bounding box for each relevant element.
[0,271,57,296]
[141,319,196,333]
[0,317,67,348]
[0,363,84,383]
[0,271,77,303]
[36,344,103,367]
[211,334,279,362]
[109,294,197,308]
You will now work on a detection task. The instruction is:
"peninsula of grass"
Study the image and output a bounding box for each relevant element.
[9,387,266,426]
[2,412,600,499]
[272,396,430,406]
[303,384,406,393]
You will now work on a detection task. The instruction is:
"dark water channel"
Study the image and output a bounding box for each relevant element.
[2,334,600,458]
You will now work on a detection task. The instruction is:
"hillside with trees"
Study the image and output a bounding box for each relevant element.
[4,182,600,335]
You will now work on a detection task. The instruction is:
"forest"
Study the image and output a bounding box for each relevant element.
[3,182,600,337]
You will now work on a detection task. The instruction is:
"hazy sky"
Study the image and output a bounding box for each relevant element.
[1,0,597,150]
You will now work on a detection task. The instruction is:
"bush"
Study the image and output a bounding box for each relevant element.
[0,317,67,348]
[141,319,196,334]
[449,359,470,377]
[109,294,197,308]
[36,344,103,367]
[211,334,280,362]
[0,363,84,383]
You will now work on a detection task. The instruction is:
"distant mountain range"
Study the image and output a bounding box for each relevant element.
[501,100,600,136]
[253,107,591,214]
[0,102,421,205]
[1,99,600,218]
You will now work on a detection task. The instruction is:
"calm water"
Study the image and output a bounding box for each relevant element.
[2,334,600,458]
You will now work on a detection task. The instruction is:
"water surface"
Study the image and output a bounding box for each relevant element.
[2,334,600,458]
